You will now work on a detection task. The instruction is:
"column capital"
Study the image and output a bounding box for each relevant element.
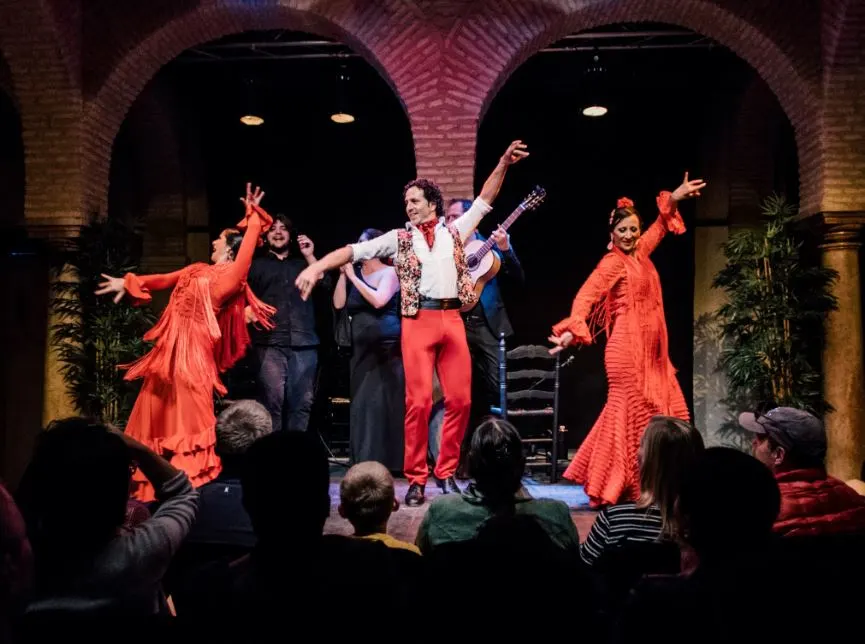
[24,214,85,252]
[816,211,865,250]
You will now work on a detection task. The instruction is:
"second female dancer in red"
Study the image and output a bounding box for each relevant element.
[96,184,276,502]
[549,173,706,507]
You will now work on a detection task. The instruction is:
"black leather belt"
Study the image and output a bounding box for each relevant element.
[419,298,461,310]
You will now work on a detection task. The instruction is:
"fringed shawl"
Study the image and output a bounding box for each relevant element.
[120,264,275,395]
[552,191,685,413]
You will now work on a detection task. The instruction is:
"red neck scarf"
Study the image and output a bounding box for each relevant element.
[416,220,438,249]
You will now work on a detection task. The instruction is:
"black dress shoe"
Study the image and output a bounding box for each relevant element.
[435,476,461,495]
[405,483,425,506]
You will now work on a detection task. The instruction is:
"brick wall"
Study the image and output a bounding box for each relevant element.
[108,76,187,282]
[0,0,853,236]
[728,78,795,224]
[820,0,865,213]
[0,0,83,239]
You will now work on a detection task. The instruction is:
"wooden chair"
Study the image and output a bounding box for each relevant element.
[491,333,564,482]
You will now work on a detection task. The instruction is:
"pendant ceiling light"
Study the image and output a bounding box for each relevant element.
[241,78,264,126]
[581,53,609,118]
[331,62,355,124]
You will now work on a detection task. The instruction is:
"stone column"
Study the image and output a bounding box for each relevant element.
[42,261,78,426]
[820,216,865,481]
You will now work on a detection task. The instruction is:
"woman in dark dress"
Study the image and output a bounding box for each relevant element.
[333,228,404,472]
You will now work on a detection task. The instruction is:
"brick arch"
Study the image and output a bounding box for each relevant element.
[819,0,865,213]
[0,0,83,236]
[84,0,424,215]
[453,0,820,212]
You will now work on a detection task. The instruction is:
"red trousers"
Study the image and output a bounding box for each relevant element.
[401,309,471,485]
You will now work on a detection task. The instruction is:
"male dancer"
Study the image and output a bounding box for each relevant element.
[444,199,524,477]
[246,214,324,432]
[295,140,529,506]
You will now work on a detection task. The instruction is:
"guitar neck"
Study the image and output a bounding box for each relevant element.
[474,204,527,258]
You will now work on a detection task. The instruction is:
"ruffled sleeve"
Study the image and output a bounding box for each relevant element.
[123,273,151,306]
[212,203,273,306]
[236,202,273,244]
[552,253,624,346]
[638,191,686,257]
[656,191,685,234]
[122,269,185,306]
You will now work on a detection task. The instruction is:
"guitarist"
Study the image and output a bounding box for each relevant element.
[445,199,525,478]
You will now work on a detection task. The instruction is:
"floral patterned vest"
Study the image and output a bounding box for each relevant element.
[395,222,477,317]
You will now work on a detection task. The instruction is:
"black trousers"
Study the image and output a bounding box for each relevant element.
[459,314,501,465]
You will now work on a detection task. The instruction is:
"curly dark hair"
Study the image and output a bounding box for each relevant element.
[404,178,445,219]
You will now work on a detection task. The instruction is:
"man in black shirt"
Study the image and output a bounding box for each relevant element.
[247,214,325,432]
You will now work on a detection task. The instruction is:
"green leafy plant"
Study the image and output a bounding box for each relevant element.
[50,215,156,425]
[712,194,838,443]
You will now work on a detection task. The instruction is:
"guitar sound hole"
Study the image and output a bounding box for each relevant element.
[467,256,479,270]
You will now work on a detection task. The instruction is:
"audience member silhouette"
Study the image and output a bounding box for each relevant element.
[14,418,199,641]
[615,447,786,644]
[416,417,580,554]
[185,431,419,639]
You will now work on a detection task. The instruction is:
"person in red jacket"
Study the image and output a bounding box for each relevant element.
[739,406,865,537]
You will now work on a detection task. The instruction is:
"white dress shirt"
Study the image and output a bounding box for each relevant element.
[349,197,492,299]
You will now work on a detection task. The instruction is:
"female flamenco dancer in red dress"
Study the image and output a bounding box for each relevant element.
[96,184,276,502]
[548,173,706,507]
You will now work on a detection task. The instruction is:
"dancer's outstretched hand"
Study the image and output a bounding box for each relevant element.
[239,183,265,211]
[548,331,574,355]
[671,172,706,202]
[95,273,126,304]
[501,140,530,166]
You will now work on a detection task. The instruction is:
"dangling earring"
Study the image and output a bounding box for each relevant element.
[607,234,613,251]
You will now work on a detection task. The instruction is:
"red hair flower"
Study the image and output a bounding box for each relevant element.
[616,197,634,209]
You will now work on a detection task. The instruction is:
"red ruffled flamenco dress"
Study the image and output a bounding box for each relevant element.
[551,192,690,507]
[119,203,276,502]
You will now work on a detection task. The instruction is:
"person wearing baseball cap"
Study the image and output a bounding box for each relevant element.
[739,406,865,537]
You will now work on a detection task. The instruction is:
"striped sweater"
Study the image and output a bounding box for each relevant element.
[579,502,663,566]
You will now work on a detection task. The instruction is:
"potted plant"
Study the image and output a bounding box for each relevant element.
[50,215,156,426]
[712,194,838,445]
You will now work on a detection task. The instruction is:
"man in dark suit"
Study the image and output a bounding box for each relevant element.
[445,198,525,477]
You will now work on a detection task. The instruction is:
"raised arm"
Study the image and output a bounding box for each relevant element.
[109,430,199,588]
[549,253,624,353]
[346,265,399,309]
[212,188,272,305]
[638,173,705,257]
[478,140,529,205]
[454,140,529,242]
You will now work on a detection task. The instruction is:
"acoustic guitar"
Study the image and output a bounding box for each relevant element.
[461,185,546,312]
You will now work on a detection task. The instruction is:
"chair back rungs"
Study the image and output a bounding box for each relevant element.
[495,332,563,482]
